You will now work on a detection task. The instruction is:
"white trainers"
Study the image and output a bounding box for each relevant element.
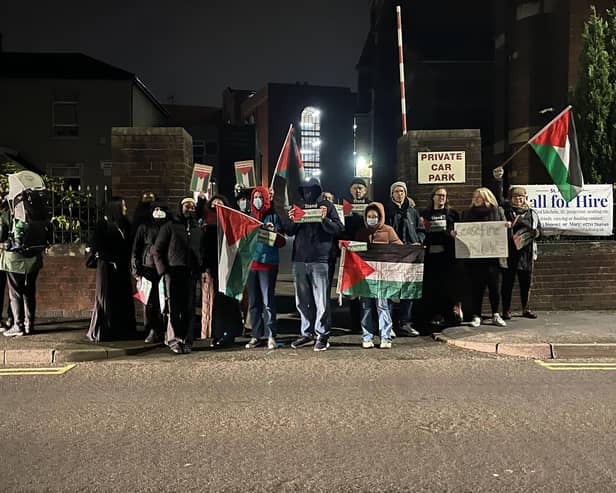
[493,313,507,327]
[380,341,392,349]
[267,337,277,350]
[245,337,260,349]
[470,316,481,328]
[362,340,375,349]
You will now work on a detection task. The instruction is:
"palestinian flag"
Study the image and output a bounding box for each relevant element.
[272,125,305,207]
[216,205,262,300]
[529,106,583,202]
[337,243,424,300]
[190,163,213,193]
[234,160,256,188]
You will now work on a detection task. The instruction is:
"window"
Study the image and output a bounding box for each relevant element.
[48,163,82,189]
[300,106,321,177]
[52,101,79,137]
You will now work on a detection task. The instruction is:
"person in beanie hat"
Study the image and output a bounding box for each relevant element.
[385,181,425,337]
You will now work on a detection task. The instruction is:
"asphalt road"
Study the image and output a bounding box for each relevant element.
[1,340,616,492]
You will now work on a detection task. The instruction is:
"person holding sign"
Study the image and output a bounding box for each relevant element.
[420,187,462,328]
[280,176,344,352]
[493,167,541,320]
[244,186,286,350]
[355,202,402,349]
[385,181,425,337]
[460,188,509,328]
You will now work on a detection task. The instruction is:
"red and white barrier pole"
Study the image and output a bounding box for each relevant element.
[396,5,407,135]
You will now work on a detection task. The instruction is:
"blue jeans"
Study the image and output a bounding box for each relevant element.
[248,268,278,338]
[293,262,330,339]
[360,298,393,342]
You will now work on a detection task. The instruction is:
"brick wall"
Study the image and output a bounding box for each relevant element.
[111,127,193,213]
[397,130,482,212]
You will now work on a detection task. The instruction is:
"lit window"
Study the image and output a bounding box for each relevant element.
[300,106,320,176]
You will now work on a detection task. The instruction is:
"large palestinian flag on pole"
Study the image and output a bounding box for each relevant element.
[216,205,262,300]
[529,106,583,202]
[271,124,305,208]
[337,243,424,300]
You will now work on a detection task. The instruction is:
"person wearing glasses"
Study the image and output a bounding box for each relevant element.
[420,187,463,329]
[493,167,542,320]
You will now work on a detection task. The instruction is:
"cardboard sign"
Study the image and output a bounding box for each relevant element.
[190,163,213,192]
[418,151,466,184]
[339,240,368,252]
[257,228,277,247]
[234,160,256,188]
[454,221,508,259]
[292,205,323,223]
[342,199,368,217]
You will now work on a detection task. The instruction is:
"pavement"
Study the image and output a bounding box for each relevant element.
[1,308,616,364]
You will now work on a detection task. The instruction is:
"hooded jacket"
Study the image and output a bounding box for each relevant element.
[355,202,402,245]
[385,197,425,245]
[279,176,344,263]
[152,200,206,277]
[131,204,169,279]
[250,186,285,266]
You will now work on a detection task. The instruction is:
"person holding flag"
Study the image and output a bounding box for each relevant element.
[244,186,286,350]
[280,176,344,352]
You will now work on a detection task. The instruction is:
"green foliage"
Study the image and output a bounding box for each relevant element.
[573,6,616,184]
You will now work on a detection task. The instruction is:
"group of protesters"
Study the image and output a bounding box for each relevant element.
[78,162,541,354]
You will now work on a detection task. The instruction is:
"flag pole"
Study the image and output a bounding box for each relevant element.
[396,5,408,136]
[494,105,573,169]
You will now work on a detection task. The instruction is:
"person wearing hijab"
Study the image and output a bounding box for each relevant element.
[131,202,170,343]
[153,197,206,354]
[86,197,136,342]
[244,186,286,350]
[131,191,157,234]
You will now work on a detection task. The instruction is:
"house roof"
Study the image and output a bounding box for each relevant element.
[0,52,168,116]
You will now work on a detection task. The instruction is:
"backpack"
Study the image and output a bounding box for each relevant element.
[13,189,51,254]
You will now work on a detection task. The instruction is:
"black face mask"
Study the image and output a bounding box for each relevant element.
[303,190,318,203]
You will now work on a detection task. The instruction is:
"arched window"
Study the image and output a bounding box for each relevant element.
[300,106,321,177]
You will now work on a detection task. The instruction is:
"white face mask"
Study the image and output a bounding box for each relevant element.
[238,199,248,210]
[152,210,166,220]
[253,197,263,210]
[366,217,379,227]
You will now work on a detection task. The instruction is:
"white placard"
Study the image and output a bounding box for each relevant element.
[334,204,345,226]
[418,151,466,184]
[454,221,508,259]
[524,184,613,236]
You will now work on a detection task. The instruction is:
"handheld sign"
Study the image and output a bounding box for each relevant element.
[342,199,368,217]
[234,160,256,188]
[291,205,323,223]
[257,228,277,247]
[454,221,508,259]
[190,163,213,192]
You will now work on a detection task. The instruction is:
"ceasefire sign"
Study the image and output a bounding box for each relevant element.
[418,151,466,184]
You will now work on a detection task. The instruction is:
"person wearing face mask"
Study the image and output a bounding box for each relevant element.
[355,203,402,348]
[86,197,136,342]
[235,188,251,214]
[153,197,206,354]
[131,203,170,343]
[279,176,344,352]
[420,187,463,329]
[492,167,541,320]
[385,181,425,337]
[244,186,286,350]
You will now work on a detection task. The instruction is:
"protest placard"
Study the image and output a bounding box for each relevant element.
[524,184,613,236]
[291,205,323,223]
[454,221,508,259]
[190,163,213,192]
[234,160,256,188]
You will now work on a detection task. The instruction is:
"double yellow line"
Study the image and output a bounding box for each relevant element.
[536,360,616,371]
[0,364,76,376]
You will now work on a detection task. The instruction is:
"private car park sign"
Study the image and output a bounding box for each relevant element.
[418,151,466,184]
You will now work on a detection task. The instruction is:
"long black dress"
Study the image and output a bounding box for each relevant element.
[87,219,136,341]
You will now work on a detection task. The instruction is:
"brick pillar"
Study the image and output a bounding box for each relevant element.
[111,127,193,214]
[397,129,482,211]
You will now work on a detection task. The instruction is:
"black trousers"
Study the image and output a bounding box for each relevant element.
[501,268,532,312]
[7,270,38,330]
[469,262,500,317]
[165,268,196,346]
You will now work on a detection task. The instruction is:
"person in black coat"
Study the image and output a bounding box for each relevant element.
[131,203,169,343]
[152,197,206,354]
[385,181,425,337]
[86,197,136,342]
[493,167,541,320]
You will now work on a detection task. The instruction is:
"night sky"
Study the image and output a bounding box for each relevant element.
[0,1,370,107]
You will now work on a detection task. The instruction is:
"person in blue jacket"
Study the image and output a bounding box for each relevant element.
[279,176,344,351]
